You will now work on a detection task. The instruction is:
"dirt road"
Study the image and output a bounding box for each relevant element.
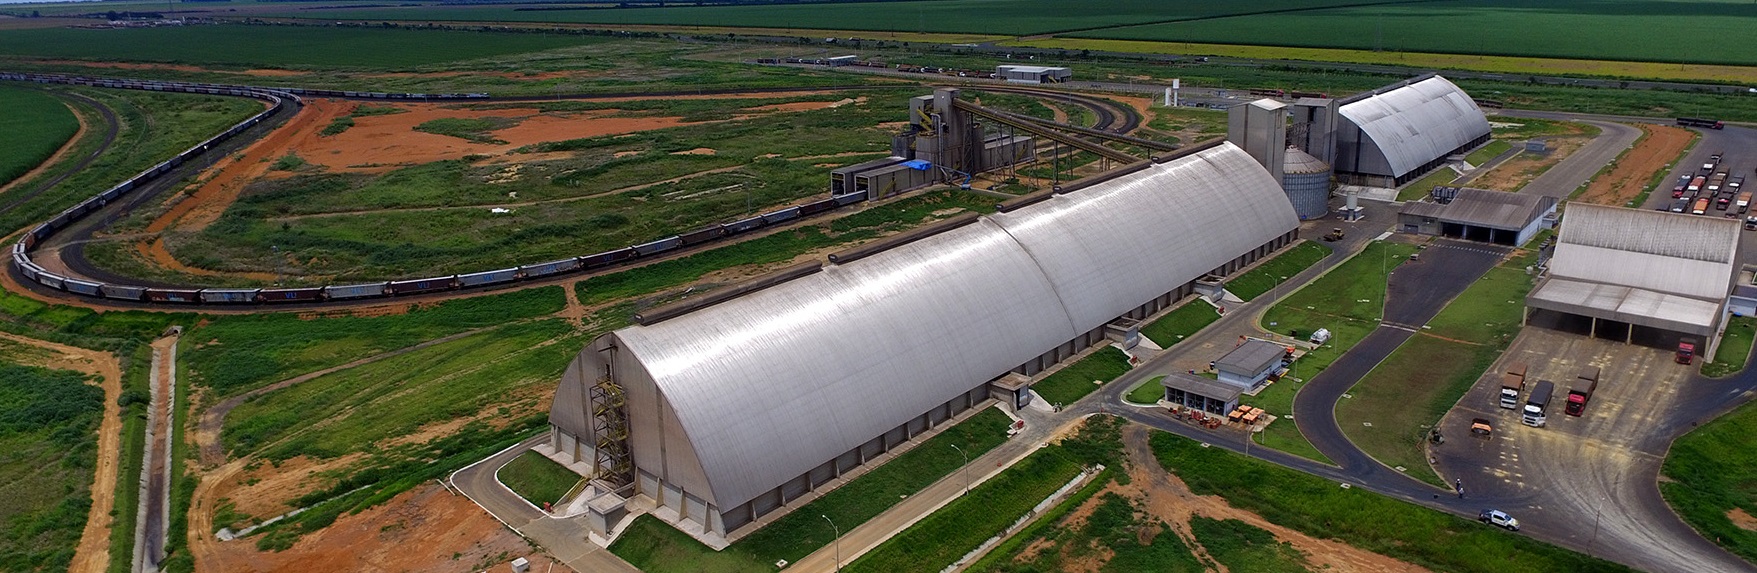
[0,331,124,573]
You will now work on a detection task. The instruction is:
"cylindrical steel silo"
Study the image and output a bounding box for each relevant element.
[1282,147,1332,219]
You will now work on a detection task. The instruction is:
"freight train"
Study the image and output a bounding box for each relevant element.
[4,72,873,306]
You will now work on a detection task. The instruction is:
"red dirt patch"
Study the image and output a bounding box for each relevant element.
[1575,123,1696,206]
[1730,508,1757,532]
[1474,137,1589,192]
[197,484,557,573]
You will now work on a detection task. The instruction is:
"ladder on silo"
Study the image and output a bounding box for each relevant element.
[589,375,633,488]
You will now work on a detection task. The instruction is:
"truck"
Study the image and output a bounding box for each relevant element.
[1498,362,1528,409]
[1739,191,1752,210]
[1678,117,1726,129]
[1693,197,1711,215]
[1677,339,1698,365]
[1566,366,1599,417]
[1523,380,1554,427]
[1689,176,1707,192]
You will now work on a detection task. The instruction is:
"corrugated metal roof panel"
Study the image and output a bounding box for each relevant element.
[1559,203,1740,263]
[1337,76,1490,178]
[1401,188,1554,231]
[597,142,1299,510]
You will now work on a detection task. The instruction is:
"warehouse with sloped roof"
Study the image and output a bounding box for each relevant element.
[1526,203,1741,354]
[1332,75,1492,187]
[547,141,1300,541]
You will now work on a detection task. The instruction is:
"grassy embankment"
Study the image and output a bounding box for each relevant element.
[1249,241,1421,463]
[610,408,1014,573]
[1334,244,1535,485]
[1663,379,1757,563]
[1702,316,1756,378]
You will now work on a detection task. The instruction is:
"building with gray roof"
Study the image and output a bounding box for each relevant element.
[547,142,1300,540]
[1160,372,1244,415]
[1399,187,1557,246]
[1332,75,1491,187]
[1215,339,1288,389]
[1525,203,1741,354]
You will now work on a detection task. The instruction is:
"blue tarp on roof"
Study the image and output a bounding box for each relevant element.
[902,159,932,170]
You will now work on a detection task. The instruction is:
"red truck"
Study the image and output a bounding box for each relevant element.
[1677,339,1698,365]
[1566,366,1599,417]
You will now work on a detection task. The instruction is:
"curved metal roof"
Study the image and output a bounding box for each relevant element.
[606,143,1298,509]
[1338,76,1489,178]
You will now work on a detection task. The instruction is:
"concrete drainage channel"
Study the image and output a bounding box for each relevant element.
[132,333,179,573]
[942,465,1105,573]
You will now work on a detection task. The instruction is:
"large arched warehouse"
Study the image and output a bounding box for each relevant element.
[1332,75,1491,187]
[548,141,1301,539]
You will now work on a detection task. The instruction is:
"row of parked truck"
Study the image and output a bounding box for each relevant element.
[1497,362,1600,427]
[1667,153,1749,222]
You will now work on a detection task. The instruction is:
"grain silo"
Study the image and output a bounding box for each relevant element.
[1282,146,1332,219]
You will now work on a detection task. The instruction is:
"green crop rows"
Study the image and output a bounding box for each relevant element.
[0,86,78,190]
[0,25,604,69]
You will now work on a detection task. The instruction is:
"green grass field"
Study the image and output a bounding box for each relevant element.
[1337,264,1533,485]
[1662,394,1757,563]
[1126,375,1166,405]
[0,86,78,190]
[1400,167,1461,202]
[1140,303,1219,349]
[221,319,577,460]
[1031,346,1133,406]
[969,485,1204,573]
[499,451,582,508]
[182,286,564,399]
[1191,517,1317,573]
[1226,242,1332,302]
[1153,431,1630,573]
[611,407,1013,572]
[0,25,603,69]
[1272,241,1418,325]
[1702,316,1756,378]
[1466,140,1514,167]
[0,362,103,572]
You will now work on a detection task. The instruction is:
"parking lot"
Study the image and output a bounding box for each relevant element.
[1431,327,1753,573]
[1642,126,1757,264]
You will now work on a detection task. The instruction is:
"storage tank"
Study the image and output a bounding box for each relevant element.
[1282,147,1332,219]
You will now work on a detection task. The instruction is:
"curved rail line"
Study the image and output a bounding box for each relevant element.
[4,73,1150,310]
[0,91,121,216]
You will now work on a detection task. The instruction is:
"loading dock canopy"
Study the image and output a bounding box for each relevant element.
[1526,278,1719,335]
[1402,188,1555,233]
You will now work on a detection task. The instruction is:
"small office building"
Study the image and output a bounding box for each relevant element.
[1214,339,1287,389]
[1160,372,1243,415]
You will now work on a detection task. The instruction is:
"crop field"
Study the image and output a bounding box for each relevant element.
[0,362,103,572]
[0,25,605,69]
[1074,0,1757,67]
[0,86,263,238]
[0,86,77,189]
[269,0,1412,37]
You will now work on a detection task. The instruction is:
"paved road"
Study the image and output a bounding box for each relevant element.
[1291,241,1508,479]
[1514,119,1642,198]
[449,435,641,573]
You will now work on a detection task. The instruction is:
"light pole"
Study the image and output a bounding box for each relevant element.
[822,514,841,572]
[950,444,970,495]
[1273,274,1288,302]
[271,245,282,287]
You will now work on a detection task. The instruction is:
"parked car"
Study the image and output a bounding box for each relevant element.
[1479,509,1521,531]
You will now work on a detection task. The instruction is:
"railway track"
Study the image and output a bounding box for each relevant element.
[4,73,1151,311]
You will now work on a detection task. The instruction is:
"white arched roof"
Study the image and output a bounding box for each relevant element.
[604,143,1299,509]
[1338,76,1490,178]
